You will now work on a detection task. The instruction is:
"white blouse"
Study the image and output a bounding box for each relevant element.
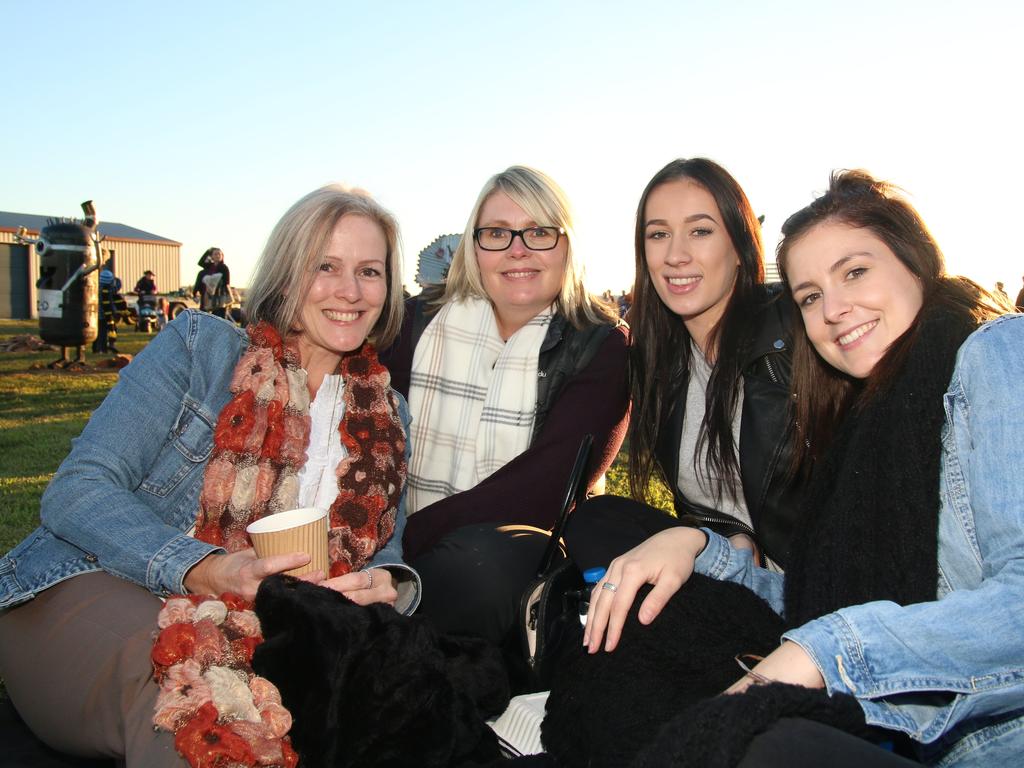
[295,373,347,510]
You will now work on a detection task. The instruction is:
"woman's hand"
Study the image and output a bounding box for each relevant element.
[584,526,708,653]
[184,549,312,602]
[728,532,760,564]
[725,641,826,695]
[320,568,398,607]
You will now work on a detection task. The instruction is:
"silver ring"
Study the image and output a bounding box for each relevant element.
[366,569,374,589]
[601,582,618,592]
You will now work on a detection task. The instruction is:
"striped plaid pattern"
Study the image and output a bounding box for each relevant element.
[407,297,553,514]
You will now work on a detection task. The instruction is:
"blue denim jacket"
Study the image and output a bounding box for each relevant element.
[0,311,420,614]
[694,315,1024,766]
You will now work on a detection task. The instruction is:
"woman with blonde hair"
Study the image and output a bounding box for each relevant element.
[0,184,418,766]
[382,165,628,676]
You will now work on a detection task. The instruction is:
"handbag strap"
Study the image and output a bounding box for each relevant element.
[536,433,593,578]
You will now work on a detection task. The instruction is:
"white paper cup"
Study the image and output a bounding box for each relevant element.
[246,507,329,577]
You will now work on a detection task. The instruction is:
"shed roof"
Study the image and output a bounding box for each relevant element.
[0,211,181,245]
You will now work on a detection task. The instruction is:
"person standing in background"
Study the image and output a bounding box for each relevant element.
[193,247,232,318]
[94,260,124,354]
[1015,275,1024,311]
[994,281,1009,304]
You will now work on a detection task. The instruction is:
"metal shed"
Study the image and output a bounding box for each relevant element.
[0,211,181,319]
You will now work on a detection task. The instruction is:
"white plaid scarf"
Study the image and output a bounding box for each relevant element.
[407,296,553,514]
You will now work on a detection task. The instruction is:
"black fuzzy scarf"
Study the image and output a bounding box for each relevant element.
[783,292,979,628]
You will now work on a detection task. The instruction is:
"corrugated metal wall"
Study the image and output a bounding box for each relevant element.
[0,242,30,318]
[0,231,38,318]
[101,241,182,293]
[1,231,182,318]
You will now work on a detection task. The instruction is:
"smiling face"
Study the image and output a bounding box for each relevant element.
[474,191,567,339]
[295,214,388,376]
[785,220,924,379]
[643,179,740,352]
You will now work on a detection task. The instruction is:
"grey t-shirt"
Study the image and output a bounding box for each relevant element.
[676,342,752,530]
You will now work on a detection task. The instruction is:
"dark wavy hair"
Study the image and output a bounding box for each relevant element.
[627,158,765,503]
[776,169,1010,467]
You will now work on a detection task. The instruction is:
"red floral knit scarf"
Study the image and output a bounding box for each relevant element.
[151,321,407,768]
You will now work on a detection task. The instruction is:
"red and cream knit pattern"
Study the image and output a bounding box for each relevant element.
[152,321,407,768]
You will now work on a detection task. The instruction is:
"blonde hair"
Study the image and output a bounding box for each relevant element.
[443,166,616,328]
[246,184,404,348]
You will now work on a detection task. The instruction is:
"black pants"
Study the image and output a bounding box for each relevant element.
[564,494,686,573]
[92,316,118,354]
[411,523,553,646]
[738,718,920,767]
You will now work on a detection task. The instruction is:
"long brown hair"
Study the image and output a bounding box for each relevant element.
[627,158,765,503]
[777,170,1010,467]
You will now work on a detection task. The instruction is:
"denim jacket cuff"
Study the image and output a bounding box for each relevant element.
[147,534,224,597]
[783,613,863,696]
[784,612,965,741]
[693,528,732,578]
[368,563,421,615]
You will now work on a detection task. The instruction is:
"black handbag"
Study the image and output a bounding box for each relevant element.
[518,434,593,691]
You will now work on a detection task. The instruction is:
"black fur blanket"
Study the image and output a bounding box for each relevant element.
[541,575,869,768]
[541,575,785,768]
[252,575,510,768]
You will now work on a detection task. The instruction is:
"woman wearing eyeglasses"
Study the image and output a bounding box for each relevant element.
[381,166,628,672]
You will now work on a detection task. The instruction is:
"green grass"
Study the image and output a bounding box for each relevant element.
[0,319,154,553]
[604,449,675,514]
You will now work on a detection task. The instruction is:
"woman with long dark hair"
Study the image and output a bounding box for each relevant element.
[567,158,804,638]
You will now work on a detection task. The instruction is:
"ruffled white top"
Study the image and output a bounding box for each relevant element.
[295,373,348,510]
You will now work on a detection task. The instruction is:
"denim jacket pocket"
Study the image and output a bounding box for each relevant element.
[140,396,215,497]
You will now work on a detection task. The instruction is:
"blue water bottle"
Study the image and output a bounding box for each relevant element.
[579,567,607,626]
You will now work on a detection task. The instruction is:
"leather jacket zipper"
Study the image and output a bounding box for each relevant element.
[685,508,757,540]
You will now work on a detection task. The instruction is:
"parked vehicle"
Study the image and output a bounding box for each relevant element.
[136,294,160,333]
[126,292,198,322]
[166,294,199,319]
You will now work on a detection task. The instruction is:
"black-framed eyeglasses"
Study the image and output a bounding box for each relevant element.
[473,226,564,251]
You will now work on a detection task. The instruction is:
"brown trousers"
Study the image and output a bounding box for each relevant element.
[0,572,183,767]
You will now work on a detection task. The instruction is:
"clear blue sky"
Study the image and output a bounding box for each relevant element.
[3,0,1022,294]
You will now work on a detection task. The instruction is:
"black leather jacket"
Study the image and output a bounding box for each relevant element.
[653,285,802,567]
[533,313,616,440]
